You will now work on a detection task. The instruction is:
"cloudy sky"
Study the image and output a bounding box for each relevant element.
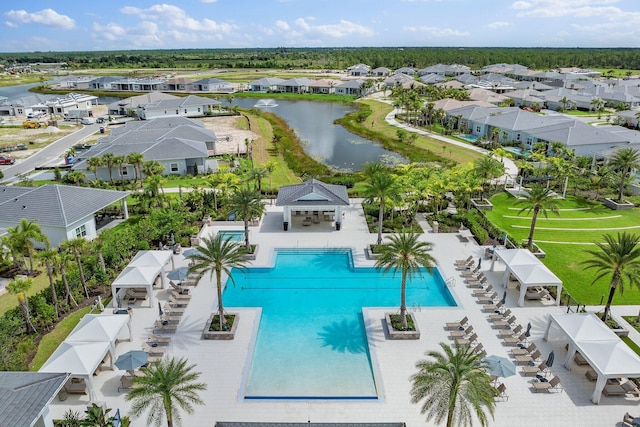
[2,0,640,52]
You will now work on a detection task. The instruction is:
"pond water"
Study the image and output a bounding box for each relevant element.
[232,98,406,172]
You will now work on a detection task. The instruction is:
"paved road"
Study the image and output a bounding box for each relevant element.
[1,123,101,181]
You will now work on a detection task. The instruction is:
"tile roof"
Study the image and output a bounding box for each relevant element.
[276,179,349,207]
[0,372,68,427]
[139,95,221,111]
[0,185,129,228]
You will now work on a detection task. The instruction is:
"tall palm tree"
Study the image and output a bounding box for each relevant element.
[113,154,126,186]
[101,153,116,184]
[142,160,166,178]
[375,233,436,328]
[126,357,206,427]
[582,232,640,321]
[363,171,398,245]
[38,248,60,318]
[228,188,264,252]
[55,251,77,308]
[11,218,50,274]
[187,235,249,330]
[515,185,560,250]
[126,152,144,185]
[609,147,640,203]
[410,342,495,427]
[247,166,268,192]
[61,238,89,299]
[86,157,103,181]
[7,277,37,334]
[472,156,504,200]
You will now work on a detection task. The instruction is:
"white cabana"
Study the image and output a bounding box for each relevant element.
[130,249,174,273]
[111,265,162,307]
[39,341,112,401]
[544,313,640,404]
[492,248,562,306]
[67,314,132,348]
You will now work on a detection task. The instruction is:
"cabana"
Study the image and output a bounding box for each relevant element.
[544,313,640,404]
[491,248,562,306]
[129,249,174,286]
[67,314,132,348]
[111,265,162,307]
[39,341,112,401]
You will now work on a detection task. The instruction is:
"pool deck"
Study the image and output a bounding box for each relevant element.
[49,200,640,426]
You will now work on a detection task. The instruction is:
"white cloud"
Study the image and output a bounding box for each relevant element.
[511,0,622,17]
[403,26,469,37]
[292,18,374,38]
[488,21,513,29]
[120,4,236,33]
[5,8,75,29]
[275,20,290,31]
[4,21,17,28]
[200,0,218,2]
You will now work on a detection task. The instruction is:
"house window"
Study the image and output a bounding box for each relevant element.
[170,163,179,172]
[176,110,179,114]
[184,109,187,113]
[198,108,201,112]
[527,137,533,144]
[516,134,521,141]
[475,126,481,133]
[75,224,87,238]
[121,167,128,176]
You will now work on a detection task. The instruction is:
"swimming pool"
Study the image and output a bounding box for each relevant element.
[459,134,479,143]
[503,146,530,158]
[224,249,456,399]
[218,230,244,242]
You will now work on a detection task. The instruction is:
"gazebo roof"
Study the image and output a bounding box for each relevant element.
[129,250,172,268]
[276,179,349,207]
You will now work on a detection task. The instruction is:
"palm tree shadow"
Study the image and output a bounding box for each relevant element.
[308,252,351,274]
[317,317,367,354]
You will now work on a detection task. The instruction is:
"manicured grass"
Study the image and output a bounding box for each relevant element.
[0,272,51,316]
[29,306,93,371]
[486,192,640,305]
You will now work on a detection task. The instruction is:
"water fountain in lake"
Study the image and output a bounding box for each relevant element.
[254,99,278,107]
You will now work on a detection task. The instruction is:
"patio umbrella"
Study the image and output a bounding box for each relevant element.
[477,258,482,269]
[182,248,202,258]
[167,267,190,281]
[115,350,148,371]
[158,301,163,316]
[500,291,507,305]
[546,350,555,368]
[483,355,516,378]
[525,322,532,338]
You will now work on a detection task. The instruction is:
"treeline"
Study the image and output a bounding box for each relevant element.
[3,47,640,71]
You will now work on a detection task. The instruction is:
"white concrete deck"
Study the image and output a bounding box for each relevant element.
[49,200,640,426]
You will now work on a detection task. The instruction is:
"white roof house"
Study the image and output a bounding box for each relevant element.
[137,94,221,120]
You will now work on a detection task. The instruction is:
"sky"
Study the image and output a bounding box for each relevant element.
[2,0,640,52]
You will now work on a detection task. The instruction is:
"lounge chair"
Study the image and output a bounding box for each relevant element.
[454,256,473,268]
[532,375,562,393]
[493,383,509,401]
[302,216,312,226]
[143,342,167,357]
[466,275,487,287]
[498,324,523,338]
[603,379,640,397]
[515,349,542,365]
[471,343,484,355]
[511,343,537,356]
[118,375,134,392]
[164,303,186,314]
[574,352,589,366]
[64,378,87,395]
[161,313,182,324]
[493,316,517,329]
[525,287,550,301]
[482,301,503,313]
[472,284,494,296]
[454,332,478,346]
[154,320,177,333]
[585,369,598,381]
[445,316,469,330]
[168,296,189,307]
[623,412,636,427]
[450,325,474,338]
[169,291,191,301]
[460,267,480,278]
[148,332,171,345]
[522,361,548,377]
[476,292,498,304]
[488,309,512,322]
[503,333,527,346]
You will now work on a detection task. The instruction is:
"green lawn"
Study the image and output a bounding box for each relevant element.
[486,192,640,305]
[0,272,51,316]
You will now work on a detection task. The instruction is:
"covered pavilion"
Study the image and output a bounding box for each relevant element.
[111,250,173,307]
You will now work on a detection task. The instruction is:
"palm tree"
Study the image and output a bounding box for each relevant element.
[515,185,560,250]
[609,147,640,203]
[86,157,103,181]
[187,235,249,330]
[142,160,166,178]
[410,342,496,427]
[375,233,436,328]
[472,156,504,200]
[66,170,86,186]
[38,248,60,318]
[11,218,50,274]
[247,166,268,192]
[559,96,571,112]
[113,154,126,186]
[127,357,206,427]
[55,251,77,307]
[363,171,398,245]
[582,232,640,321]
[7,277,37,334]
[61,238,89,299]
[101,153,116,184]
[126,152,144,185]
[228,188,264,252]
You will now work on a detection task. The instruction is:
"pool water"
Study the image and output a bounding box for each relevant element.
[224,249,456,399]
[459,134,479,143]
[218,230,244,242]
[503,146,531,158]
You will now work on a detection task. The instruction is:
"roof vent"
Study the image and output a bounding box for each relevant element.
[22,205,26,209]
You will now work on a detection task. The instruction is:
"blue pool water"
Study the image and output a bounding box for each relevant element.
[218,230,244,242]
[503,146,531,158]
[224,249,456,399]
[459,134,479,143]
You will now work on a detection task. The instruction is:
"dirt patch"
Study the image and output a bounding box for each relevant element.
[201,115,259,155]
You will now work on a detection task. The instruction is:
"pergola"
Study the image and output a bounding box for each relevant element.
[544,313,640,404]
[111,250,173,307]
[491,248,562,307]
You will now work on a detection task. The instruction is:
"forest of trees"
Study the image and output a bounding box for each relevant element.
[2,47,640,71]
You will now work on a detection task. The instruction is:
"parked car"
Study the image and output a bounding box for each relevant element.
[0,155,15,165]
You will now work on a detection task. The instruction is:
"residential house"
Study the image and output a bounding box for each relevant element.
[419,63,471,76]
[58,76,95,90]
[107,92,179,116]
[137,95,221,120]
[48,93,98,118]
[395,67,416,76]
[190,78,234,93]
[0,94,51,116]
[277,78,314,94]
[88,76,120,90]
[0,185,129,248]
[335,79,369,96]
[248,77,285,92]
[162,77,194,92]
[348,64,371,77]
[420,74,446,85]
[308,79,342,94]
[382,73,415,90]
[370,67,392,77]
[111,77,166,92]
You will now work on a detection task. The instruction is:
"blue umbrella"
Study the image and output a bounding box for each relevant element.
[483,355,516,378]
[546,351,555,368]
[182,248,202,258]
[477,258,482,269]
[115,350,148,371]
[158,301,163,316]
[500,291,507,305]
[525,322,532,338]
[167,267,190,281]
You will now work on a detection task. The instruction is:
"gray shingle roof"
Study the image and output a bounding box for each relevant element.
[0,372,68,427]
[0,185,129,228]
[140,94,221,111]
[276,179,349,207]
[217,424,405,427]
